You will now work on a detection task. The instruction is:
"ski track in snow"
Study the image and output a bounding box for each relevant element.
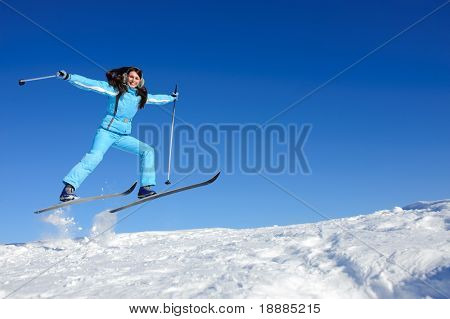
[0,200,449,298]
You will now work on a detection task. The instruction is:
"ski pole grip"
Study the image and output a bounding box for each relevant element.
[18,80,25,86]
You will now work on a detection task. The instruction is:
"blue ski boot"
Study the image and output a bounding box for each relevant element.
[137,185,157,199]
[59,183,79,202]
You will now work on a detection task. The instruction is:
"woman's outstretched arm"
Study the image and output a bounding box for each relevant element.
[146,93,176,106]
[59,71,117,97]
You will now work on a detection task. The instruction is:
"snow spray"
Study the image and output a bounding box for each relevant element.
[41,207,81,239]
[90,211,117,242]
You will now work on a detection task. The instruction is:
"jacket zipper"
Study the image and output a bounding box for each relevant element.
[107,95,120,129]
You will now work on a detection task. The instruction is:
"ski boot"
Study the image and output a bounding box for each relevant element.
[59,183,79,202]
[137,185,157,199]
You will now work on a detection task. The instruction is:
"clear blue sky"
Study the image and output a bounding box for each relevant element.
[1,0,449,243]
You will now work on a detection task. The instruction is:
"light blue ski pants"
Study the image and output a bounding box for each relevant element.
[63,128,155,189]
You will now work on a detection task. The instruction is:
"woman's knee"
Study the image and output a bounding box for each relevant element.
[81,150,104,168]
[140,144,154,159]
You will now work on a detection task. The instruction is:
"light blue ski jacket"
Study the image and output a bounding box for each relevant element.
[67,74,175,135]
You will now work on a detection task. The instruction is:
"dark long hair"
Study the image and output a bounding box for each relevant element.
[106,66,148,109]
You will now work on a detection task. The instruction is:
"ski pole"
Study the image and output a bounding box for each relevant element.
[18,74,57,86]
[165,84,178,185]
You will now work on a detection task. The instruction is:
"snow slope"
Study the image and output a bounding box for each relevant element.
[0,200,449,299]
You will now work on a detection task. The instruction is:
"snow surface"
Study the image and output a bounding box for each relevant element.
[1,200,449,298]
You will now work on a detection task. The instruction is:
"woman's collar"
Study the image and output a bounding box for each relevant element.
[127,85,137,93]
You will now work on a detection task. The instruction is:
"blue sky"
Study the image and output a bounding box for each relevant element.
[1,0,449,243]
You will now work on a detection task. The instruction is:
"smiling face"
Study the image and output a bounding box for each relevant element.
[127,70,141,88]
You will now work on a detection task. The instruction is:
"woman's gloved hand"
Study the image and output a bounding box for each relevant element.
[56,70,69,80]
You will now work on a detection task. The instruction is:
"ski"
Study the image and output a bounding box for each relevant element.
[107,172,220,214]
[34,182,138,214]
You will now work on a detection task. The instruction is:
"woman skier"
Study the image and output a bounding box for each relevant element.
[56,67,177,202]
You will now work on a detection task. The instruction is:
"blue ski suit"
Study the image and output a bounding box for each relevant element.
[63,74,175,189]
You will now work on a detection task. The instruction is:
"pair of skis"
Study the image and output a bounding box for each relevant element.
[34,172,220,215]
